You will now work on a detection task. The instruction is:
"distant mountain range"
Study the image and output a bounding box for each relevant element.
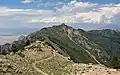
[0,24,120,36]
[0,27,38,36]
[98,24,120,30]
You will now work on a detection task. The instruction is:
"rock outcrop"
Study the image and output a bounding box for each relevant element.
[0,35,31,54]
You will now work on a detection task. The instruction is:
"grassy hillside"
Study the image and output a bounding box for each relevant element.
[28,24,120,68]
[29,25,97,63]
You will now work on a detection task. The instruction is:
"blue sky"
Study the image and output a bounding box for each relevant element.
[81,0,120,4]
[0,0,69,9]
[0,0,120,30]
[0,0,36,9]
[0,0,119,9]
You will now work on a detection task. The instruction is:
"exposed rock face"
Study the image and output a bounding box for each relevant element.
[0,43,11,54]
[0,35,31,54]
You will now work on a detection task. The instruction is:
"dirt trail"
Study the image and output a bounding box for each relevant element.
[32,56,53,75]
[32,49,57,75]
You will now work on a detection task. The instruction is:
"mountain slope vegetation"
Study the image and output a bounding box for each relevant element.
[28,23,120,68]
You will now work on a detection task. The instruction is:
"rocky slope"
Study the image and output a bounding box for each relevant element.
[0,35,31,54]
[0,40,120,75]
[0,40,59,75]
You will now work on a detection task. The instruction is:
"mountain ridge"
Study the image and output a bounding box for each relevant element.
[28,23,120,68]
[1,23,120,68]
[98,24,120,30]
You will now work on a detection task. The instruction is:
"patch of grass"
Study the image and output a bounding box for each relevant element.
[36,55,72,75]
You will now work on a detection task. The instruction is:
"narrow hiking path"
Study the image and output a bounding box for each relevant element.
[32,51,56,75]
[67,33,102,65]
[32,56,53,75]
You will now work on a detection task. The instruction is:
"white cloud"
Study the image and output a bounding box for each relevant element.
[0,1,120,29]
[21,0,32,4]
[26,1,120,25]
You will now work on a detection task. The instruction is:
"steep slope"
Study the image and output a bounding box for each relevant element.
[85,29,120,57]
[28,23,120,68]
[28,24,104,64]
[82,29,120,67]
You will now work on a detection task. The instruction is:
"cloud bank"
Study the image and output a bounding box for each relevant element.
[0,0,120,29]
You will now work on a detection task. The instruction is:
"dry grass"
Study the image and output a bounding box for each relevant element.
[36,55,72,75]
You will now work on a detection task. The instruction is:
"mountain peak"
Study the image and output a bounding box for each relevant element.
[56,23,73,29]
[58,23,69,28]
[61,23,66,26]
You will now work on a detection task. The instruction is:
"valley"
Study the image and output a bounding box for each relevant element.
[0,35,20,45]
